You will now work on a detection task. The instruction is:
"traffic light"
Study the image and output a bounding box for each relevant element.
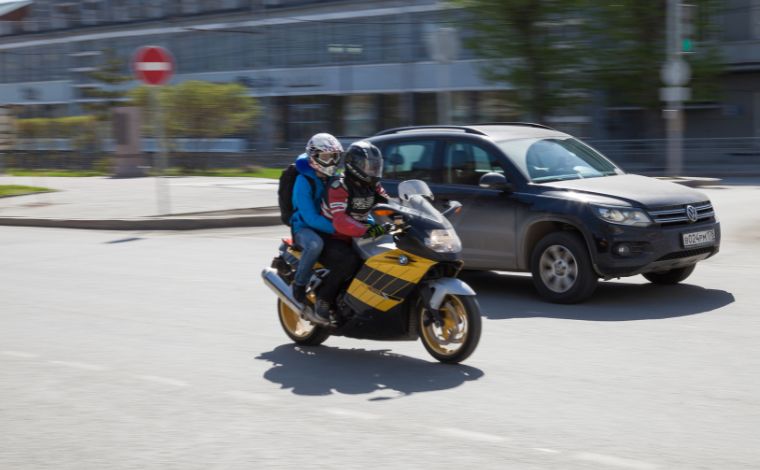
[679,3,696,54]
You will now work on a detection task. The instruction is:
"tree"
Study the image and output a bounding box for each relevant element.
[452,0,587,122]
[587,0,722,112]
[129,81,259,140]
[81,49,132,122]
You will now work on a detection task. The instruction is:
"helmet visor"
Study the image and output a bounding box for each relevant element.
[359,153,383,178]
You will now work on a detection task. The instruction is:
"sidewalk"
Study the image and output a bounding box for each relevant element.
[1,174,754,231]
[0,176,282,230]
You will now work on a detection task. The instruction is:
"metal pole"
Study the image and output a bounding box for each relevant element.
[665,0,683,176]
[150,86,171,215]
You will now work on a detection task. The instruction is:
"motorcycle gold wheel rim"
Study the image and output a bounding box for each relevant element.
[421,295,468,357]
[279,300,316,339]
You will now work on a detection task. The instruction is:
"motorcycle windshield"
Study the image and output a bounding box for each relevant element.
[401,194,453,229]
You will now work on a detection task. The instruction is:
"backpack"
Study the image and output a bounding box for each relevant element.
[278,163,315,226]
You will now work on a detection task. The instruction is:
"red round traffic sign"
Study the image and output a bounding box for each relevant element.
[132,46,174,86]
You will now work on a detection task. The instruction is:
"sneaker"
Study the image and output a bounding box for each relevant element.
[293,284,306,304]
[304,299,331,326]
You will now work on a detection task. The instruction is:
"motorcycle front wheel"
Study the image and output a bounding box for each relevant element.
[277,299,330,346]
[419,294,482,364]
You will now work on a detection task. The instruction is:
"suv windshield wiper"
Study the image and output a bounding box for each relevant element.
[532,174,581,183]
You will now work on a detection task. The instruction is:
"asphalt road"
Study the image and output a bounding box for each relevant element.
[2,182,759,469]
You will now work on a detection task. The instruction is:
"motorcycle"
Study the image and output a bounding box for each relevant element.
[261,180,482,364]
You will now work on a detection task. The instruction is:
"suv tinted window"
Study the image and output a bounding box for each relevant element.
[381,140,440,182]
[443,141,505,186]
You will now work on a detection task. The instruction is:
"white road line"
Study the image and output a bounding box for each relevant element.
[436,428,506,444]
[2,350,39,358]
[224,390,276,402]
[574,452,659,470]
[133,375,189,387]
[323,408,381,420]
[532,448,560,454]
[48,360,108,371]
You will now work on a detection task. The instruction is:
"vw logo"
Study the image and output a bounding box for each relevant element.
[686,205,698,223]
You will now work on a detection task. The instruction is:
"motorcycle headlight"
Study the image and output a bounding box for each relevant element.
[424,229,462,253]
[593,205,652,227]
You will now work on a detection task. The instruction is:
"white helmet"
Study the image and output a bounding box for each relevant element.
[306,133,343,177]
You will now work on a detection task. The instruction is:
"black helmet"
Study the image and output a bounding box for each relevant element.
[344,141,383,186]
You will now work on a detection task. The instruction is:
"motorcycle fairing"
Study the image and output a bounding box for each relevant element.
[345,248,436,313]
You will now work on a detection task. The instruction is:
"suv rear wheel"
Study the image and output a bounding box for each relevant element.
[642,265,696,284]
[530,232,598,304]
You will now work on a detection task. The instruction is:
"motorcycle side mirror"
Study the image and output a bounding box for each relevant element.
[479,172,513,192]
[442,200,462,218]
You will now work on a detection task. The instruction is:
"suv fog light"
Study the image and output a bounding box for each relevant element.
[615,243,631,257]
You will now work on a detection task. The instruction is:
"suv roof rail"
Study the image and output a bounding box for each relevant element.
[471,122,557,131]
[474,122,556,130]
[374,125,488,137]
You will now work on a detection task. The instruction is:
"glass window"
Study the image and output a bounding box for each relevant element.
[381,140,440,182]
[344,95,376,137]
[497,137,621,183]
[443,141,505,185]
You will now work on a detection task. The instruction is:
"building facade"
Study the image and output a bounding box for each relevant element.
[0,0,520,149]
[1,0,759,151]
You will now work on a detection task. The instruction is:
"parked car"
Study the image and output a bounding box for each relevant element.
[367,123,720,303]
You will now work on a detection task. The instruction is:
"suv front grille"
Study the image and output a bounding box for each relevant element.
[648,202,714,226]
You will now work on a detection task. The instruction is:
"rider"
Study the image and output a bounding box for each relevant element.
[310,141,389,323]
[290,133,342,323]
[324,140,389,241]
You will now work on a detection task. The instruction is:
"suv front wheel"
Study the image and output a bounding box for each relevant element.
[530,232,598,304]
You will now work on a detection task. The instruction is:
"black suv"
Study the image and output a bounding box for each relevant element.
[367,123,721,303]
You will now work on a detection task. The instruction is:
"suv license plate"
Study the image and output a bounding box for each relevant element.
[682,229,715,247]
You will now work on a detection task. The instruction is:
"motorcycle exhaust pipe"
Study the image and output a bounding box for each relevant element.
[261,268,304,314]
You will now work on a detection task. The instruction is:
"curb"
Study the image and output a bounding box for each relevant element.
[0,212,283,230]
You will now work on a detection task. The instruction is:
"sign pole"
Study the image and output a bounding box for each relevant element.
[132,45,175,215]
[150,86,171,215]
[663,0,686,176]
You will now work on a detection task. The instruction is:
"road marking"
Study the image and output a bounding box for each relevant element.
[224,390,276,402]
[323,408,381,420]
[574,452,659,469]
[48,360,107,371]
[133,375,189,387]
[2,350,39,358]
[436,428,506,443]
[532,448,560,454]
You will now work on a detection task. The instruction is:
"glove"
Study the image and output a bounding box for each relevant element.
[365,223,387,239]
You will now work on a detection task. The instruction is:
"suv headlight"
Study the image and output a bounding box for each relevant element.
[424,229,462,253]
[593,205,652,227]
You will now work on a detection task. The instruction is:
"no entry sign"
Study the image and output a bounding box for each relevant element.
[132,46,174,85]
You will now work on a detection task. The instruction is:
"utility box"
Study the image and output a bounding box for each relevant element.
[112,107,145,178]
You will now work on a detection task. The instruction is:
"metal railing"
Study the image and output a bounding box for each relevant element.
[2,137,760,176]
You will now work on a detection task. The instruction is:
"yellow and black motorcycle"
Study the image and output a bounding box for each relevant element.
[262,180,481,364]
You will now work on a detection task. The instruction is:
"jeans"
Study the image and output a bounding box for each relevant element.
[293,228,324,287]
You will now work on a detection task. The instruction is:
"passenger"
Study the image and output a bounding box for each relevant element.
[290,133,342,325]
[314,141,389,323]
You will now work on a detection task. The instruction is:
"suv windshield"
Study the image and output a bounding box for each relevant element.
[496,137,622,183]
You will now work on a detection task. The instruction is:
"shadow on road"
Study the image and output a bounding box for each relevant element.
[460,271,735,321]
[256,344,483,400]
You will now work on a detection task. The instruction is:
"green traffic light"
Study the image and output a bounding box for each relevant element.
[682,38,693,53]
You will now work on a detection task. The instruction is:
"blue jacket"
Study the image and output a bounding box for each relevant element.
[291,154,335,235]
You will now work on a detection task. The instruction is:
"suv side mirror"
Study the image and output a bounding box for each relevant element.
[479,172,513,192]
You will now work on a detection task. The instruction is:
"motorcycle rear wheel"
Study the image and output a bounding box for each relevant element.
[419,295,481,364]
[277,299,330,346]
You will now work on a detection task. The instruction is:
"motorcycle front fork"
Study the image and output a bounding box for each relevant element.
[419,283,444,328]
